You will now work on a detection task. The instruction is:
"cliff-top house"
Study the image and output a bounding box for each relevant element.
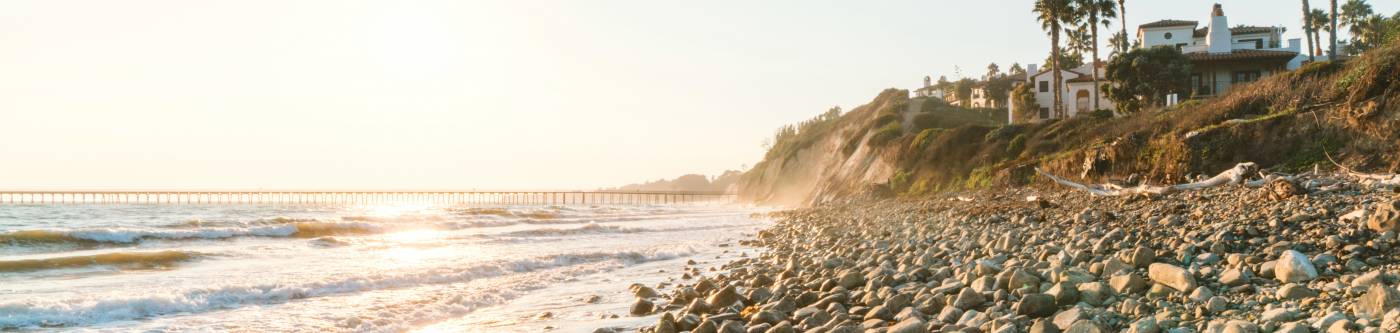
[1012,3,1305,123]
[1136,3,1304,98]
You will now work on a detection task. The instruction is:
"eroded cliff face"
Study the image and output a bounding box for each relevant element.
[737,90,907,206]
[738,43,1400,207]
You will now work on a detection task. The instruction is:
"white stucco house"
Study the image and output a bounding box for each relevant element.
[1009,3,1307,124]
[1137,4,1305,98]
[970,86,991,108]
[1012,63,1115,122]
[913,76,945,100]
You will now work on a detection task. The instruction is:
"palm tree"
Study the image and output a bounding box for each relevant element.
[1034,0,1076,118]
[1075,0,1116,111]
[986,63,1000,80]
[1330,0,1339,57]
[1117,0,1128,54]
[1352,14,1387,52]
[1341,0,1374,37]
[1341,0,1374,53]
[1302,0,1316,61]
[1108,32,1129,58]
[1310,9,1331,56]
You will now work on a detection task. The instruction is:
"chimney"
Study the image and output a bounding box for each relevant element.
[1206,4,1232,54]
[1027,64,1039,75]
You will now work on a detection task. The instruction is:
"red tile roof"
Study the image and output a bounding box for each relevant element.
[1140,20,1199,29]
[1183,49,1298,62]
[1193,26,1279,37]
[1066,76,1104,83]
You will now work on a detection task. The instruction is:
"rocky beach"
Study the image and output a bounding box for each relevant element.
[601,175,1400,333]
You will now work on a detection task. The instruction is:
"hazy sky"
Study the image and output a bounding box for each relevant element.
[0,0,1393,190]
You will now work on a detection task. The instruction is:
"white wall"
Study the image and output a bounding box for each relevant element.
[1028,70,1083,119]
[1066,81,1115,113]
[1140,26,1197,49]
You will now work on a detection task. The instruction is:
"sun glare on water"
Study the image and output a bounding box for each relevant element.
[383,229,441,244]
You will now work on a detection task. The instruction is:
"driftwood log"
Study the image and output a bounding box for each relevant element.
[1036,162,1260,196]
[1326,152,1400,187]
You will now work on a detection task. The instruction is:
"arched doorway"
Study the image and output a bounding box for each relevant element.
[1075,90,1091,114]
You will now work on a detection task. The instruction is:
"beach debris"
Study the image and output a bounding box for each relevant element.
[1035,163,1258,197]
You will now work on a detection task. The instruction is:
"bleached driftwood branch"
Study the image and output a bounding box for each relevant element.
[1326,152,1400,186]
[1036,163,1259,196]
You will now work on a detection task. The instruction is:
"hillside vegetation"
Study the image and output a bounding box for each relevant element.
[739,42,1400,206]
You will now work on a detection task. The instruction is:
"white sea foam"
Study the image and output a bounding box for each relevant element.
[0,222,384,245]
[0,249,690,329]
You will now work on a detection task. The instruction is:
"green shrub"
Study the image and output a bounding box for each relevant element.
[908,178,930,195]
[867,123,904,146]
[1089,109,1113,119]
[912,128,941,150]
[889,169,912,193]
[873,113,901,127]
[912,106,1004,131]
[1006,134,1027,155]
[983,125,1020,142]
[1294,60,1342,79]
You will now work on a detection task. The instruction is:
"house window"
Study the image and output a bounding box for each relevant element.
[1039,107,1050,119]
[1232,70,1261,83]
[1239,39,1263,49]
[1164,32,1174,40]
[1175,43,1188,50]
[1193,73,1212,96]
[1038,81,1049,93]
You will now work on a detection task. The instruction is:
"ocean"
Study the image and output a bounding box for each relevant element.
[0,202,766,332]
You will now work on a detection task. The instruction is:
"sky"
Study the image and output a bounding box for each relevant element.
[0,0,1394,191]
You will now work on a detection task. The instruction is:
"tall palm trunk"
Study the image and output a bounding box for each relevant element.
[1315,29,1324,56]
[1302,0,1315,61]
[1090,15,1101,111]
[1118,0,1127,51]
[1329,0,1338,57]
[1051,26,1064,118]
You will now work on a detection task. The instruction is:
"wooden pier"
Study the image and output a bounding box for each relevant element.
[0,191,736,206]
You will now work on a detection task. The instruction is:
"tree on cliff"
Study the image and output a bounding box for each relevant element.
[1104,46,1192,114]
[954,78,975,107]
[985,76,1013,109]
[1073,0,1116,111]
[1010,83,1040,123]
[1034,0,1077,118]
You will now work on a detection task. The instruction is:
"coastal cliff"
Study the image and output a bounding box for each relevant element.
[739,43,1400,206]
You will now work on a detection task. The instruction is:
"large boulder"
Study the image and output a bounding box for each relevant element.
[1275,250,1319,284]
[1148,263,1197,292]
[954,287,986,309]
[1110,273,1149,294]
[630,298,655,316]
[1357,285,1400,319]
[1066,319,1111,333]
[888,318,929,333]
[1125,247,1155,268]
[1368,200,1400,232]
[1017,293,1058,318]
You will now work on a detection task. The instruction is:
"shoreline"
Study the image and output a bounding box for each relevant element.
[605,179,1400,333]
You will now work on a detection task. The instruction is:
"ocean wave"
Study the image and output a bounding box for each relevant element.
[0,222,383,245]
[500,222,645,237]
[0,250,200,273]
[0,249,691,329]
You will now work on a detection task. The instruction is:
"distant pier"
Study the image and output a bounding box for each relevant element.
[0,191,736,206]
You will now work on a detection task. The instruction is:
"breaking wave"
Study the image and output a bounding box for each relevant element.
[0,222,384,245]
[500,222,645,237]
[0,249,690,329]
[0,250,200,273]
